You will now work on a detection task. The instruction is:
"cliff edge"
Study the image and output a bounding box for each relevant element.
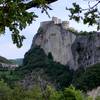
[31,17,76,69]
[31,17,100,70]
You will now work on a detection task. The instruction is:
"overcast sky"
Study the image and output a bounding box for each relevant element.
[0,0,99,59]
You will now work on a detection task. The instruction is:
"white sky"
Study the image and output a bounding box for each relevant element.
[0,0,99,59]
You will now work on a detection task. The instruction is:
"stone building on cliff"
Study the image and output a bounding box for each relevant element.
[31,17,100,70]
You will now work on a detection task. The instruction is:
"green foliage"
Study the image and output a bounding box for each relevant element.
[48,52,53,60]
[21,46,73,89]
[0,79,12,100]
[87,97,93,100]
[0,46,72,89]
[0,70,22,87]
[67,28,78,35]
[20,46,47,74]
[0,0,54,47]
[96,96,100,100]
[72,63,100,91]
[45,61,73,89]
[63,85,85,100]
[67,28,95,36]
[67,1,100,30]
[37,27,45,34]
[0,46,100,92]
[0,80,92,100]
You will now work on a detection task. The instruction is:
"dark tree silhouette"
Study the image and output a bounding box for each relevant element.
[66,0,100,30]
[0,0,57,47]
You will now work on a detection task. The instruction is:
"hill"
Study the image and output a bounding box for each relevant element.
[0,56,12,64]
[10,58,23,66]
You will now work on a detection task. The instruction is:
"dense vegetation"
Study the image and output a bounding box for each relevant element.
[22,46,100,91]
[0,46,73,89]
[72,63,100,91]
[67,28,96,36]
[0,0,57,47]
[67,1,100,30]
[0,0,100,47]
[0,80,93,100]
[21,46,73,89]
[0,46,100,92]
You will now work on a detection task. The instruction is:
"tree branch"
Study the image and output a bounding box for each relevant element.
[0,0,58,11]
[24,0,58,9]
[81,0,100,11]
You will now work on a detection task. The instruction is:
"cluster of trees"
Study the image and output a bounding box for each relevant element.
[19,46,73,89]
[20,46,100,91]
[0,1,100,99]
[0,46,72,88]
[0,46,100,92]
[0,79,93,100]
[72,63,100,91]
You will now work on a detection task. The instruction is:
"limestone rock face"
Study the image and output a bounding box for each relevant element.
[31,18,76,69]
[72,32,100,69]
[31,17,100,70]
[87,86,100,100]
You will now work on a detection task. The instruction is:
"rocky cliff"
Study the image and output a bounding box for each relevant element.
[31,17,100,70]
[31,17,76,69]
[72,32,100,69]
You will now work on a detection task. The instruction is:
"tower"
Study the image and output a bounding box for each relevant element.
[62,21,69,29]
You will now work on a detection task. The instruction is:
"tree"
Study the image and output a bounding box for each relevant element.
[0,80,93,100]
[72,63,100,91]
[0,79,12,100]
[66,0,100,30]
[96,96,100,100]
[0,0,57,47]
[62,85,93,100]
[63,85,84,100]
[0,0,100,47]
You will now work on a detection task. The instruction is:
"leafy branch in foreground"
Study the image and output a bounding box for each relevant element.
[66,0,100,30]
[0,0,56,47]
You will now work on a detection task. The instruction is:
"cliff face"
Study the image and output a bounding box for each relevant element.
[72,32,100,69]
[31,17,100,70]
[31,17,76,69]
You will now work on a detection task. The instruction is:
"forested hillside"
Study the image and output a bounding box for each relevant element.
[0,56,12,64]
[0,46,99,92]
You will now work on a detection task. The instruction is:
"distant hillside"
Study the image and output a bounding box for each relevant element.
[0,56,12,64]
[10,58,23,66]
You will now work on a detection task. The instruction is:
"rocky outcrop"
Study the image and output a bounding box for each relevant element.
[31,17,76,69]
[72,32,100,69]
[87,86,100,100]
[31,17,100,70]
[0,62,18,69]
[19,69,52,89]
